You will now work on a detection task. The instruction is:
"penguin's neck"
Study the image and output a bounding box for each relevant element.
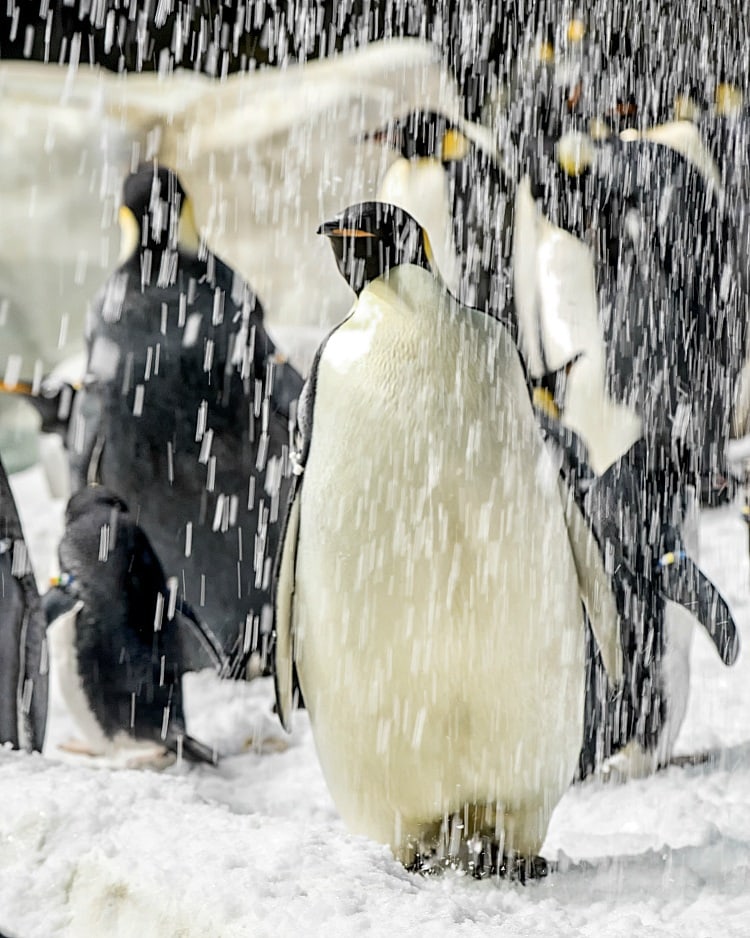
[363,264,447,325]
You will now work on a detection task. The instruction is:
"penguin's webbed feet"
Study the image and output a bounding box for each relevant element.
[406,839,549,883]
[489,848,549,884]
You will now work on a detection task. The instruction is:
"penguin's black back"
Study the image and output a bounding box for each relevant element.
[0,457,47,752]
[57,487,217,754]
[74,224,303,672]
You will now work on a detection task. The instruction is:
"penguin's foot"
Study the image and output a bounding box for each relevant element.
[668,751,716,769]
[123,748,176,771]
[242,735,290,754]
[406,840,548,883]
[598,740,659,782]
[495,852,549,884]
[58,738,105,757]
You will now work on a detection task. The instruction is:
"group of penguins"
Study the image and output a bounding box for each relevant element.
[1,27,749,879]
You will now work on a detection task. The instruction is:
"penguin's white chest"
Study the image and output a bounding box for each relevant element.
[378,159,460,294]
[294,271,586,859]
[46,601,112,755]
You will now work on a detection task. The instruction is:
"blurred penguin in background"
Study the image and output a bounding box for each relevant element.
[512,40,746,775]
[68,163,304,677]
[0,453,47,752]
[369,109,514,318]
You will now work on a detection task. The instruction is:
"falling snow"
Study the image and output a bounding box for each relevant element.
[2,3,750,936]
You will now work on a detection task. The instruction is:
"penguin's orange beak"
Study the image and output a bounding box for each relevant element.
[317,220,376,239]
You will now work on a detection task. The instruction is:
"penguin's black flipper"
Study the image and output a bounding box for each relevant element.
[65,382,104,490]
[659,554,740,666]
[273,479,302,733]
[172,600,228,676]
[0,458,47,752]
[537,412,596,492]
[267,359,306,424]
[557,479,622,684]
[271,327,339,728]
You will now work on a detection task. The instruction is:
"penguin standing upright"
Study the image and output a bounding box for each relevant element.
[370,110,514,317]
[518,129,745,490]
[572,439,740,778]
[44,486,223,764]
[69,164,304,675]
[274,201,621,873]
[0,454,47,751]
[514,126,745,776]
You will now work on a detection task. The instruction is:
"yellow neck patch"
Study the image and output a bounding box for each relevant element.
[532,386,561,419]
[422,229,435,269]
[178,198,201,255]
[567,18,586,42]
[441,129,470,162]
[716,83,743,117]
[539,41,555,64]
[118,206,141,263]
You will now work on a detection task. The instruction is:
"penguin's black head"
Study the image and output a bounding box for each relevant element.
[368,111,471,163]
[64,487,129,526]
[318,201,433,294]
[118,163,200,262]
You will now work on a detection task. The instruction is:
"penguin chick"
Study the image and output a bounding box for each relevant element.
[370,110,514,319]
[274,201,621,873]
[69,163,304,676]
[44,486,224,765]
[0,455,47,751]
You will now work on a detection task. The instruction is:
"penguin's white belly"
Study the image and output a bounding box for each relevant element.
[47,602,158,759]
[294,278,586,858]
[47,602,112,755]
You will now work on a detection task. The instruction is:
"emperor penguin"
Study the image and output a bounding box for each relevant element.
[517,127,745,493]
[515,128,743,776]
[68,163,304,676]
[0,453,47,751]
[274,201,622,873]
[370,110,513,317]
[44,486,223,765]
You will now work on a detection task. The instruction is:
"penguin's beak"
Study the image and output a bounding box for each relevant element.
[360,126,395,146]
[317,219,375,239]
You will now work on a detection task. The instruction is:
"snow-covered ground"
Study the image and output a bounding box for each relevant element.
[1,465,749,937]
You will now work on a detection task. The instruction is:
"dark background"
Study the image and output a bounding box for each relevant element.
[0,2,746,120]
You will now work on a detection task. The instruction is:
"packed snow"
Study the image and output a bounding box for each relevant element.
[0,464,748,937]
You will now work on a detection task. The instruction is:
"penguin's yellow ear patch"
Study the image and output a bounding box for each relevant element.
[178,197,201,255]
[117,206,141,262]
[422,229,435,268]
[556,131,595,176]
[716,82,743,117]
[567,18,586,42]
[539,41,555,63]
[441,129,470,162]
[328,228,376,238]
[532,386,561,420]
